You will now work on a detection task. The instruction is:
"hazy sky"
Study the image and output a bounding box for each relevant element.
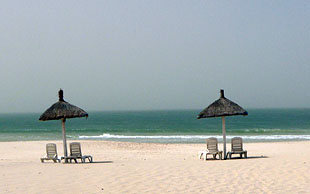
[0,0,309,113]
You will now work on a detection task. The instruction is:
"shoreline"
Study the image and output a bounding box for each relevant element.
[2,138,310,143]
[1,137,310,144]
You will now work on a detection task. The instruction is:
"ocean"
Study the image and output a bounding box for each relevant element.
[0,109,309,143]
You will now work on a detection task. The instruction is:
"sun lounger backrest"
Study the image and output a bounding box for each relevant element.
[231,137,243,152]
[70,142,82,157]
[46,143,57,159]
[206,137,218,152]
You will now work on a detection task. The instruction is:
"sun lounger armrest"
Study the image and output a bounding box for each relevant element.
[40,154,47,162]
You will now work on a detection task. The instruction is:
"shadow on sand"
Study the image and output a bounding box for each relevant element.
[227,155,268,160]
[62,161,113,164]
[91,161,113,164]
[201,155,268,161]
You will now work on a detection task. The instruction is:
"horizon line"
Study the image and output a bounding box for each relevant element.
[0,107,310,114]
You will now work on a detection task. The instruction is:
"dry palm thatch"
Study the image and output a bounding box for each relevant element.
[197,90,248,119]
[39,89,88,121]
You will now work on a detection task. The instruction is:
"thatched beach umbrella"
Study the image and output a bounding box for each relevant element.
[197,89,248,159]
[39,89,88,162]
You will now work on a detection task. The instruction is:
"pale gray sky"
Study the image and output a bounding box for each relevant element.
[0,0,309,113]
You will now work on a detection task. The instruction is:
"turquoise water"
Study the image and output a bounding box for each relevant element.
[0,109,309,143]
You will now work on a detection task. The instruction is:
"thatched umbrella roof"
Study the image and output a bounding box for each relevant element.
[39,89,88,121]
[197,90,248,119]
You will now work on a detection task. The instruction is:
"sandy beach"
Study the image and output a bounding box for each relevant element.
[0,140,310,194]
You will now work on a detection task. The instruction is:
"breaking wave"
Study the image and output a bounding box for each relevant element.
[79,133,310,141]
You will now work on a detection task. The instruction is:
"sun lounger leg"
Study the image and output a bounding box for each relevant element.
[198,151,206,160]
[198,152,202,160]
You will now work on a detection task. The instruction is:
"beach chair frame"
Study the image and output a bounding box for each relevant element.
[40,143,61,163]
[68,142,93,163]
[227,137,247,159]
[199,137,223,160]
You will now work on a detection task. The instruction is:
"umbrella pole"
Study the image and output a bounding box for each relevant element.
[62,118,68,163]
[222,116,227,160]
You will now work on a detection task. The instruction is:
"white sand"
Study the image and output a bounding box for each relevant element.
[0,140,310,193]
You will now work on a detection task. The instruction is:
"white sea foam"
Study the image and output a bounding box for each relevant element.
[79,133,310,141]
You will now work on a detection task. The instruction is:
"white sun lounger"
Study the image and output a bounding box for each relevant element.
[227,137,247,159]
[66,142,93,163]
[40,143,61,163]
[199,137,223,160]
